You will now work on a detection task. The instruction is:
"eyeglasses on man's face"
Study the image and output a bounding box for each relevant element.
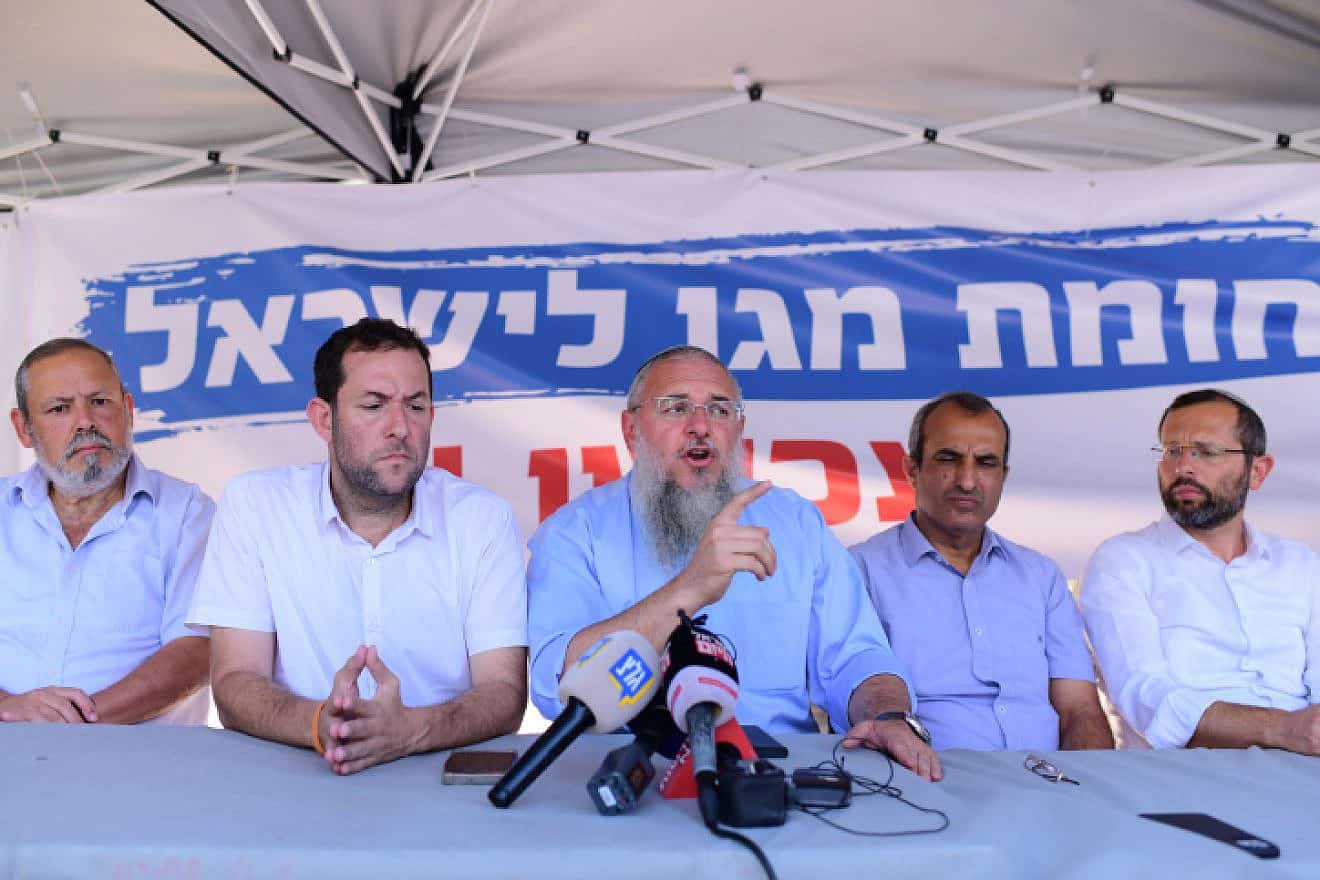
[1151,442,1255,464]
[631,396,744,422]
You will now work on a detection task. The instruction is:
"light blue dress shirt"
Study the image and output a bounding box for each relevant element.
[527,474,911,734]
[850,516,1094,750]
[0,456,214,724]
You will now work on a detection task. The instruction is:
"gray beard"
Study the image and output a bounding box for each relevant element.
[631,433,740,570]
[37,429,133,499]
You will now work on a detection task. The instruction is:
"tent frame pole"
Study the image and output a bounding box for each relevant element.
[412,0,496,181]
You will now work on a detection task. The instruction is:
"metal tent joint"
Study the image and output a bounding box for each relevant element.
[390,71,429,181]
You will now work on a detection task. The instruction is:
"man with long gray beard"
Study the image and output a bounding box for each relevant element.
[1081,389,1320,752]
[528,346,940,781]
[1,339,212,724]
[190,319,527,775]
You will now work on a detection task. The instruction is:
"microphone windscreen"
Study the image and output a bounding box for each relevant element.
[558,630,661,733]
[662,618,740,732]
[667,664,739,732]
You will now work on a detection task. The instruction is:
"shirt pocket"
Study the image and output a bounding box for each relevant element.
[1243,587,1308,690]
[710,599,809,696]
[998,607,1051,699]
[1150,581,1234,687]
[79,552,165,653]
[1,569,57,660]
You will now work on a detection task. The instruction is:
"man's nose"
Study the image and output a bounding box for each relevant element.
[384,402,409,439]
[71,399,96,429]
[954,457,977,489]
[1168,445,1199,474]
[684,404,712,435]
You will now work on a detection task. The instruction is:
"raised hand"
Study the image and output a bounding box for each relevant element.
[678,480,777,609]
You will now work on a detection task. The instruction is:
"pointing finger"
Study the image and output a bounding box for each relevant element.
[713,481,772,525]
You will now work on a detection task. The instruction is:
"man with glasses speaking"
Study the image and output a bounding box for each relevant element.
[526,346,941,782]
[1081,389,1320,753]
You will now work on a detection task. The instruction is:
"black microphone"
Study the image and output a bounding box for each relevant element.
[489,631,659,809]
[662,612,740,828]
[630,687,685,760]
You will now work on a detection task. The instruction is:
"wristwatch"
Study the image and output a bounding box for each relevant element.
[873,711,932,745]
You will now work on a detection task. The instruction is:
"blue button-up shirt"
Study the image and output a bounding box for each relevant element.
[528,474,911,734]
[850,516,1094,750]
[0,456,214,724]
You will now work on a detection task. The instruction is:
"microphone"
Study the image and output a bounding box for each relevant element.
[586,688,684,815]
[629,687,686,760]
[662,612,739,827]
[489,630,660,809]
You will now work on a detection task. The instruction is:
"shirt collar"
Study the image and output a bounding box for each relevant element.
[121,454,154,505]
[1155,512,1267,561]
[897,512,1005,569]
[317,460,428,542]
[13,453,152,511]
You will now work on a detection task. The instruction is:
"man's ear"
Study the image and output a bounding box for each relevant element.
[621,407,637,458]
[10,408,34,449]
[901,453,919,485]
[307,397,334,444]
[1248,453,1274,490]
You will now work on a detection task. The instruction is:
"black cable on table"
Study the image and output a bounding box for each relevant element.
[793,737,950,838]
[706,822,778,880]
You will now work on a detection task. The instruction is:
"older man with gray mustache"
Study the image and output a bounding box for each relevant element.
[1,338,213,725]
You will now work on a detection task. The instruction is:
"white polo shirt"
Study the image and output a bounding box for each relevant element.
[1081,514,1320,749]
[0,456,214,725]
[188,463,527,706]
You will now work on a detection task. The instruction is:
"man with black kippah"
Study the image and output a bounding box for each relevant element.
[1082,389,1320,752]
[191,318,528,774]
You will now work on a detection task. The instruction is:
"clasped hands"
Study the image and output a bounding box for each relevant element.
[317,645,422,775]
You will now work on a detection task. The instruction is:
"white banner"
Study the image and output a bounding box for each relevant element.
[2,167,1318,574]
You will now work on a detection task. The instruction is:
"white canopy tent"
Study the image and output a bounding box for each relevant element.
[3,0,1320,203]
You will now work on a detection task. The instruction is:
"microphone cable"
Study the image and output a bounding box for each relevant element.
[792,736,950,838]
[704,821,778,880]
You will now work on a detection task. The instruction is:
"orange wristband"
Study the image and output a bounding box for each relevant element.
[311,700,327,756]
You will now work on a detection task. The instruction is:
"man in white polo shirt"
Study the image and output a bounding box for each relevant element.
[189,318,527,775]
[2,338,212,725]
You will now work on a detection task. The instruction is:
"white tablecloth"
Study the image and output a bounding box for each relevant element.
[3,724,1318,879]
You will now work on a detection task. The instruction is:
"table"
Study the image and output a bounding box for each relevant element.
[3,725,1319,879]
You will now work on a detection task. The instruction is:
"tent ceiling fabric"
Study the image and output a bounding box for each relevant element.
[3,0,1320,202]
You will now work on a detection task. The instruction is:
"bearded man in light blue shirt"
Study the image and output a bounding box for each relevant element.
[527,345,941,781]
[850,391,1112,752]
[1,339,212,725]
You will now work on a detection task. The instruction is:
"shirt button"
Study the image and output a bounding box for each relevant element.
[997,705,1007,714]
[975,627,984,636]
